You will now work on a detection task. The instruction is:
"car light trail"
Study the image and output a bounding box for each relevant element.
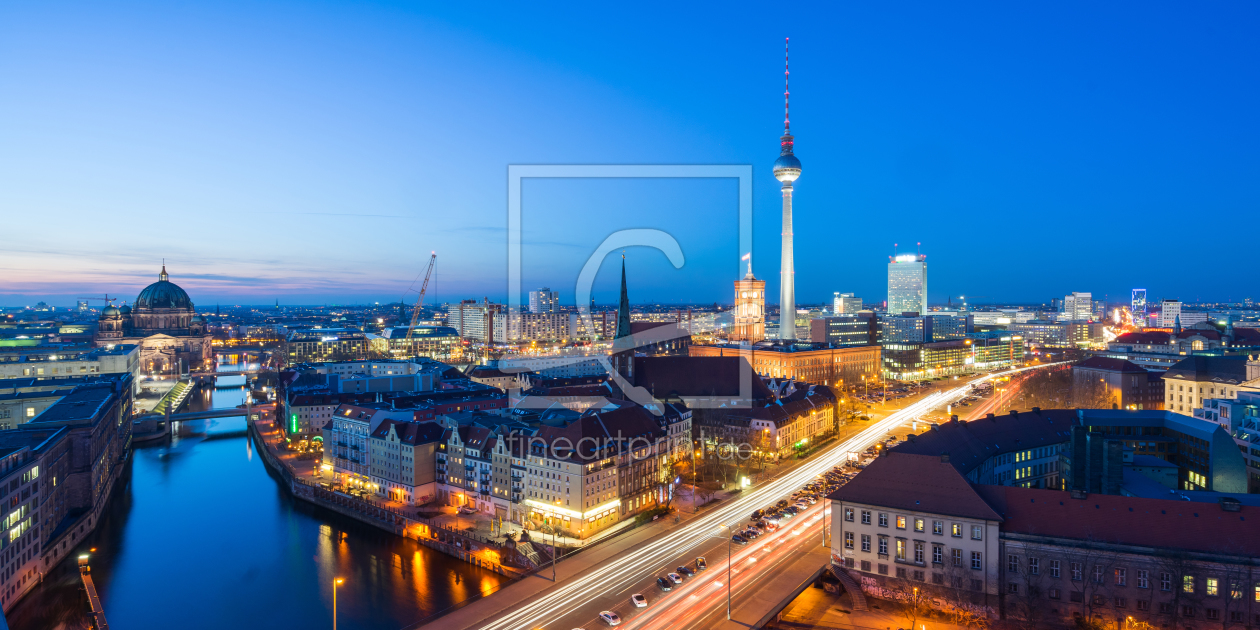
[474,363,1066,630]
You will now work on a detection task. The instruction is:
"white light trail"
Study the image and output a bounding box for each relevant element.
[474,362,1067,630]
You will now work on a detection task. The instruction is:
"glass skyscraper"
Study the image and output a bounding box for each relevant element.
[887,254,927,315]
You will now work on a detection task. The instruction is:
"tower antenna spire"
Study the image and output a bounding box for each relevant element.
[784,37,790,135]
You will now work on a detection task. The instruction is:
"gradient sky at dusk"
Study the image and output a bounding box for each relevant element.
[2,2,1258,308]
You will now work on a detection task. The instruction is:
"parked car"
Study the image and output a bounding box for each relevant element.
[600,611,622,626]
[696,557,708,571]
[677,565,695,577]
[732,535,748,545]
[750,509,765,520]
[458,506,477,515]
[656,577,673,591]
[667,572,683,584]
[631,594,647,608]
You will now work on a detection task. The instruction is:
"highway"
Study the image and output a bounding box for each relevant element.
[473,362,1066,630]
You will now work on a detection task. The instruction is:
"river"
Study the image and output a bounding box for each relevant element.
[7,360,506,630]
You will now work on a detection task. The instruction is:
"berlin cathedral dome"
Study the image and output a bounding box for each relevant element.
[95,264,211,373]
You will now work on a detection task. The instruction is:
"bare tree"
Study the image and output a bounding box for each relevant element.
[1005,544,1053,630]
[885,580,926,630]
[1058,543,1118,624]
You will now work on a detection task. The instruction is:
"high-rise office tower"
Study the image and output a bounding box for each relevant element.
[833,292,862,315]
[1063,292,1093,321]
[887,253,927,316]
[732,257,766,343]
[1160,299,1182,328]
[1131,289,1147,324]
[529,288,557,314]
[773,38,801,340]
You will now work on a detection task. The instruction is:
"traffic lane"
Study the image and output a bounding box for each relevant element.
[623,504,829,629]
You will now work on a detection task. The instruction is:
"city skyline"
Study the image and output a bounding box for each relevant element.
[3,3,1259,306]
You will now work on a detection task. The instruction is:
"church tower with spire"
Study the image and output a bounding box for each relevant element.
[610,255,635,381]
[773,38,802,341]
[732,255,766,343]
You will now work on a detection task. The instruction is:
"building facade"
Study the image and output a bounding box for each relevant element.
[93,266,213,374]
[689,341,881,388]
[887,254,928,316]
[731,262,767,343]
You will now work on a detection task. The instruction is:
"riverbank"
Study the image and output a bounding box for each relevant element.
[248,418,530,579]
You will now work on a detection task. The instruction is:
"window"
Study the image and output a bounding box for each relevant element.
[844,507,854,522]
[878,537,888,555]
[861,560,871,572]
[1136,600,1149,612]
[1050,559,1060,578]
[1184,575,1195,594]
[1137,569,1149,589]
[844,531,854,550]
[895,515,905,529]
[1008,555,1019,572]
[951,523,962,537]
[1161,572,1172,592]
[1182,606,1195,618]
[1230,611,1244,623]
[878,513,888,527]
[1230,582,1243,599]
[1205,609,1219,620]
[1048,588,1061,600]
[914,518,924,532]
[932,520,943,535]
[932,545,942,564]
[952,548,963,567]
[914,541,924,564]
[1206,578,1218,597]
[896,567,907,579]
[1029,557,1039,576]
[932,573,943,585]
[878,563,888,575]
[1008,583,1019,594]
[971,551,982,570]
[1115,568,1127,586]
[896,539,906,561]
[1071,562,1083,581]
[1115,597,1126,608]
[1070,591,1084,603]
[861,534,871,552]
[861,510,871,525]
[970,579,983,591]
[1158,602,1173,614]
[971,525,982,540]
[1092,565,1104,584]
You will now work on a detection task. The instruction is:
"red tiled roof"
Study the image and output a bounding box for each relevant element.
[827,453,1003,522]
[1114,331,1169,345]
[632,356,774,400]
[1177,329,1221,341]
[975,486,1260,557]
[1075,356,1147,373]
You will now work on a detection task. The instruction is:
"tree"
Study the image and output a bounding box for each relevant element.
[886,581,926,630]
[1005,544,1054,630]
[1058,543,1117,624]
[694,481,722,507]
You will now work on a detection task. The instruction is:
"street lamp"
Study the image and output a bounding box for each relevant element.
[333,577,344,630]
[719,523,736,620]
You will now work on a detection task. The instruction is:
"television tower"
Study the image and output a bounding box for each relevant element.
[774,37,802,340]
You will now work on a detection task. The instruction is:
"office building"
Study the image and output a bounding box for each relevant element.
[731,260,766,343]
[1072,357,1165,410]
[528,288,558,314]
[1131,288,1147,323]
[887,254,928,316]
[1162,355,1249,414]
[1159,299,1181,328]
[491,312,576,342]
[690,340,881,388]
[1194,384,1260,492]
[448,300,503,343]
[285,328,370,363]
[1062,292,1093,321]
[833,292,862,315]
[810,315,877,347]
[375,326,461,361]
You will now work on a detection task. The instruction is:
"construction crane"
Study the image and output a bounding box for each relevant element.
[78,295,117,308]
[404,253,437,340]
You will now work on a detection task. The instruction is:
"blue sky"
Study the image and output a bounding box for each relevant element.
[1,1,1257,308]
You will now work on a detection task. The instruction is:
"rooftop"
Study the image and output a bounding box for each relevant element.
[827,452,1003,522]
[892,409,1077,475]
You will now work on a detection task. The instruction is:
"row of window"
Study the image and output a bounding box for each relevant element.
[1008,555,1260,600]
[844,508,983,539]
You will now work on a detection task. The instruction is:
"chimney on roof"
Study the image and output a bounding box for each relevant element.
[1033,407,1041,415]
[987,413,996,422]
[1070,489,1088,500]
[941,452,950,463]
[950,415,958,422]
[1009,410,1018,417]
[1220,497,1242,512]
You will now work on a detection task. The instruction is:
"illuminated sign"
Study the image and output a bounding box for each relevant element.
[893,254,919,263]
[320,336,340,342]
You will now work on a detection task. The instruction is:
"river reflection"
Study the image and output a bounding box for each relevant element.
[7,366,505,630]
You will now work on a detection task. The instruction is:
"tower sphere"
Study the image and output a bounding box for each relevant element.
[773,153,801,182]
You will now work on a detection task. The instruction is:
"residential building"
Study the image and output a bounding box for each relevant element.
[0,426,69,613]
[368,419,443,505]
[320,403,415,490]
[887,254,928,316]
[529,288,558,314]
[0,344,139,387]
[492,312,576,342]
[694,379,837,460]
[448,300,503,343]
[1193,385,1260,492]
[1159,299,1182,328]
[1163,356,1249,414]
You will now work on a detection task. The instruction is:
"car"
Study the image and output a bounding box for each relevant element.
[732,535,748,545]
[457,506,476,515]
[667,572,683,584]
[677,565,695,577]
[806,496,818,505]
[696,557,708,571]
[631,593,647,607]
[776,499,789,508]
[750,509,765,520]
[600,611,621,626]
[656,576,673,591]
[742,529,759,539]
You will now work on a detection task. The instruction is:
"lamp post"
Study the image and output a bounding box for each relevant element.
[720,523,734,620]
[332,577,344,630]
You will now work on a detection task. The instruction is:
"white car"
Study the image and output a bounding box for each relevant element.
[600,611,622,626]
[631,593,647,607]
[667,572,683,584]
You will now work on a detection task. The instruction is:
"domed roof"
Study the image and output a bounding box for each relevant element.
[773,153,802,172]
[102,305,121,317]
[119,304,132,314]
[135,266,193,311]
